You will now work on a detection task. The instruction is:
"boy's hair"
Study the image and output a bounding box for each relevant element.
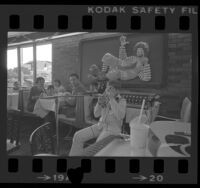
[47,85,54,90]
[13,81,19,85]
[69,73,79,79]
[54,79,61,86]
[35,77,45,84]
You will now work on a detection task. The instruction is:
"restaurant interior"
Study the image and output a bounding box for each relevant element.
[7,32,192,157]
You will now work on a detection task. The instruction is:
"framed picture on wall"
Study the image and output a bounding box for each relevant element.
[79,33,167,89]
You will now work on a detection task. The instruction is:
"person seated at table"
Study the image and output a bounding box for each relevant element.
[27,77,46,112]
[59,73,87,117]
[46,85,55,96]
[13,81,20,91]
[53,79,65,94]
[66,73,87,103]
[69,81,127,156]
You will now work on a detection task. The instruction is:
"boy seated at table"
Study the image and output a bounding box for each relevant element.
[69,81,127,156]
[46,85,55,96]
[27,77,46,112]
[59,73,87,118]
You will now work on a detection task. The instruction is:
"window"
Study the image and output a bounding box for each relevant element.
[20,46,34,88]
[7,42,52,89]
[7,48,18,87]
[36,44,52,87]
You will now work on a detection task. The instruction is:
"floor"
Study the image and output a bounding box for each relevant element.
[7,116,126,156]
[8,117,78,156]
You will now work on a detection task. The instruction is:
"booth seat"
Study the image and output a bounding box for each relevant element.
[83,95,99,126]
[58,95,88,129]
[155,97,191,123]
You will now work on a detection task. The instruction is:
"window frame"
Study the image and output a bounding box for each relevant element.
[7,42,53,88]
[7,47,19,86]
[35,42,52,85]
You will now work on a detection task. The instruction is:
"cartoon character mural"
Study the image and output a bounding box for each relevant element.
[101,35,152,82]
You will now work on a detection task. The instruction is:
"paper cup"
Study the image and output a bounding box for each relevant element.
[129,115,149,156]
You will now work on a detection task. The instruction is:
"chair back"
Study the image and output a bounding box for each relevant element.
[18,89,30,113]
[84,95,93,122]
[147,128,161,157]
[29,122,56,155]
[180,97,191,122]
[74,95,85,129]
[146,101,161,124]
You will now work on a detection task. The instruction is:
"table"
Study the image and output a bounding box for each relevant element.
[33,96,61,154]
[33,94,82,155]
[7,93,19,110]
[33,97,57,118]
[95,121,191,157]
[33,94,70,118]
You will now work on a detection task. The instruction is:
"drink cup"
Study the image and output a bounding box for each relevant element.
[129,115,149,156]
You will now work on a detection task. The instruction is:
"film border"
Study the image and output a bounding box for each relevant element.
[0,4,198,184]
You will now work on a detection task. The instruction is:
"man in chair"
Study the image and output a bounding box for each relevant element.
[69,81,127,156]
[59,73,87,118]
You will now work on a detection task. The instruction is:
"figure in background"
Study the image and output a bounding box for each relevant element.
[119,35,129,61]
[69,81,127,156]
[46,85,55,96]
[66,73,87,104]
[13,81,20,92]
[53,79,65,94]
[88,64,108,94]
[27,77,46,112]
[131,41,151,81]
[59,73,87,118]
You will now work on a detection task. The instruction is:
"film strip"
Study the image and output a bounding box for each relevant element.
[0,4,198,184]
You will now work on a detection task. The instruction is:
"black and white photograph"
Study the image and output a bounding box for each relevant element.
[6,32,192,157]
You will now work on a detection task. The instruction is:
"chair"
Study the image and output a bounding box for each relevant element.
[29,122,57,156]
[83,95,99,126]
[58,95,88,143]
[121,101,161,135]
[18,89,43,127]
[7,109,21,154]
[7,91,22,154]
[58,96,86,128]
[155,97,191,123]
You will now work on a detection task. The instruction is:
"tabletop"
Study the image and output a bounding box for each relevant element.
[7,93,19,111]
[95,121,191,157]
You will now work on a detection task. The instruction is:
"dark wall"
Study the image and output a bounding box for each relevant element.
[52,33,192,118]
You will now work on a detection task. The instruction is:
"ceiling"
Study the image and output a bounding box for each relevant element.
[8,32,35,38]
[7,32,86,45]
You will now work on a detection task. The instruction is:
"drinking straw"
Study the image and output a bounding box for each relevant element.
[138,99,145,124]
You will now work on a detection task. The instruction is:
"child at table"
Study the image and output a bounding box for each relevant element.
[46,85,55,96]
[53,79,65,94]
[27,77,46,112]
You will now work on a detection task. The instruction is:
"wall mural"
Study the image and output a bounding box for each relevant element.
[88,35,151,84]
[102,35,151,81]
